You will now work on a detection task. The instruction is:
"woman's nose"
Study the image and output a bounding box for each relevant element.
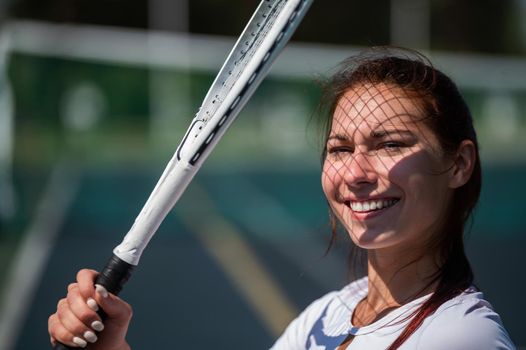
[343,151,378,187]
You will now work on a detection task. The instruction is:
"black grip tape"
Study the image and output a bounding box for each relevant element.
[95,254,135,296]
[53,255,135,349]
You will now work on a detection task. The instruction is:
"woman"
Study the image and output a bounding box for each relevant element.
[271,49,515,349]
[48,48,515,349]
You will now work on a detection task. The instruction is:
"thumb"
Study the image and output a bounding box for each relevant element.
[94,285,133,327]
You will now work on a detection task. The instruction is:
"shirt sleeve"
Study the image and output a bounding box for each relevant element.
[415,297,516,350]
[270,291,339,350]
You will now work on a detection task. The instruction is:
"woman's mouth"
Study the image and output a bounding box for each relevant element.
[345,198,400,213]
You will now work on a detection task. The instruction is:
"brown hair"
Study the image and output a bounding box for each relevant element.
[319,47,481,349]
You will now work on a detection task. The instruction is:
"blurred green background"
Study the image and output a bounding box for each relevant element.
[0,0,525,349]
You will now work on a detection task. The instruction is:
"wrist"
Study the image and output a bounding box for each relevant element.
[120,343,131,350]
[110,342,130,350]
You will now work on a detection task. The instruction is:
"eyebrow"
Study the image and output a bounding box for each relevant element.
[327,129,415,142]
[370,129,415,138]
[327,134,349,142]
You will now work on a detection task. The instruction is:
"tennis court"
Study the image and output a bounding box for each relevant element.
[1,19,526,349]
[1,159,524,349]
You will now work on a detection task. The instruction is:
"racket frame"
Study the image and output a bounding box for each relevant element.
[54,1,313,348]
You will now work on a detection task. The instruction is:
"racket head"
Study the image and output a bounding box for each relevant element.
[176,0,313,165]
[113,0,313,266]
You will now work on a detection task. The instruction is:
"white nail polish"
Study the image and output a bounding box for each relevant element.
[95,284,108,298]
[86,298,99,311]
[91,320,105,332]
[84,330,98,343]
[73,336,87,348]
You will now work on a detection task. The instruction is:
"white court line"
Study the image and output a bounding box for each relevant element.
[176,182,298,337]
[0,28,16,221]
[216,174,348,291]
[0,160,80,350]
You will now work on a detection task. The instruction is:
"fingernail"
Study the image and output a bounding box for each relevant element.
[84,330,97,343]
[91,320,105,332]
[73,336,87,348]
[86,298,99,311]
[95,284,108,298]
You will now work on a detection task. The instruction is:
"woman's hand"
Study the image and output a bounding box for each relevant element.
[48,269,133,349]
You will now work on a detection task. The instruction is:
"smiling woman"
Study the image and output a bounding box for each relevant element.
[323,83,457,251]
[270,48,516,349]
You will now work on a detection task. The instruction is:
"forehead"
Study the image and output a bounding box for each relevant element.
[332,83,424,134]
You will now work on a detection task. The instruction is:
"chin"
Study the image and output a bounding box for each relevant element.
[348,228,398,250]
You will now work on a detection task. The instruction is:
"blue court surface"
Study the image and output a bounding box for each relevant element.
[4,160,526,349]
[2,11,526,350]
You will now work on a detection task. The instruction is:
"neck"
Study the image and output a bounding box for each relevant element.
[352,246,440,327]
[365,245,440,309]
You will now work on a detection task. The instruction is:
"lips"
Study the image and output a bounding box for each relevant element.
[344,198,400,213]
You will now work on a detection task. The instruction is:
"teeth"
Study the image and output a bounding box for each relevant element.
[349,199,398,213]
[355,202,363,211]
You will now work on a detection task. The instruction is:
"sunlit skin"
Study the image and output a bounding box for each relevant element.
[48,269,132,350]
[322,83,476,332]
[322,83,452,252]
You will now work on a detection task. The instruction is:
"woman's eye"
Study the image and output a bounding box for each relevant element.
[330,147,350,153]
[383,141,401,148]
[378,141,405,153]
[327,146,353,157]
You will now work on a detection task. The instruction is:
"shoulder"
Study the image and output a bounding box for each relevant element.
[270,278,367,350]
[269,289,341,350]
[414,291,516,350]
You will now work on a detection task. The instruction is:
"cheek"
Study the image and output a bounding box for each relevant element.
[321,163,334,194]
[321,161,341,197]
[388,155,451,220]
[386,151,440,187]
[373,155,399,177]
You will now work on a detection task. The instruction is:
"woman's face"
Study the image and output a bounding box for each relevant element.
[322,83,454,252]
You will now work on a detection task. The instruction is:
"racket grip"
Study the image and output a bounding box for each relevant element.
[53,254,135,349]
[95,254,135,296]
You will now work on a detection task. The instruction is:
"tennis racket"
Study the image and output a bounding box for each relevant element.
[54,0,313,348]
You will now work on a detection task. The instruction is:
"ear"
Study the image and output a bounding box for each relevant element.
[449,140,477,189]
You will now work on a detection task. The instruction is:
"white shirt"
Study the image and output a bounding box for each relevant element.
[271,277,515,349]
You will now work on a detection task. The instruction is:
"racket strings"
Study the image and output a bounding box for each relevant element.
[179,1,286,158]
[177,0,311,164]
[200,0,296,123]
[214,0,308,112]
[200,0,287,124]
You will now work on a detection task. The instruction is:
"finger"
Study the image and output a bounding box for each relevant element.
[48,312,87,348]
[67,284,103,336]
[57,298,98,345]
[67,283,77,293]
[67,282,102,325]
[76,269,99,299]
[94,285,133,327]
[70,275,101,309]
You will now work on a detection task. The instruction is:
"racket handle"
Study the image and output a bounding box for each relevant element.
[95,254,135,296]
[53,254,135,349]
